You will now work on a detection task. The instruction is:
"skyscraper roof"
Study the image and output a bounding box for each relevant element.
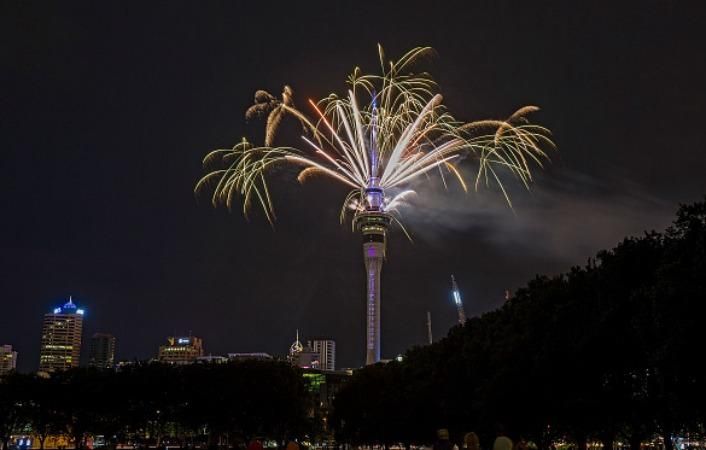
[52,296,85,315]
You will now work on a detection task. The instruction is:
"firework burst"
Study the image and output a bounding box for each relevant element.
[196,46,555,235]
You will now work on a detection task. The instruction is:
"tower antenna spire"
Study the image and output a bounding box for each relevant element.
[451,274,467,324]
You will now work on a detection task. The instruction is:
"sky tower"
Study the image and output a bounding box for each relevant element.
[353,98,390,365]
[451,275,467,324]
[197,49,555,368]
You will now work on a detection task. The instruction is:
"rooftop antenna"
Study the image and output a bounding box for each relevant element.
[426,311,433,345]
[451,275,467,324]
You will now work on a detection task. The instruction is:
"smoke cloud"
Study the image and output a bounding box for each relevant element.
[398,167,676,267]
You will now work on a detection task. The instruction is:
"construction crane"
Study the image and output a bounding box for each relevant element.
[451,274,467,324]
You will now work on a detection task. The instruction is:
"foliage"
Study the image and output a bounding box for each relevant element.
[332,198,706,449]
[0,361,312,448]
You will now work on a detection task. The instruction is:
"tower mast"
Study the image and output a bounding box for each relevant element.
[451,274,467,324]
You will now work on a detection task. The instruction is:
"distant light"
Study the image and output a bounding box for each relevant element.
[177,338,190,344]
[76,309,85,315]
[53,308,61,314]
[395,355,404,362]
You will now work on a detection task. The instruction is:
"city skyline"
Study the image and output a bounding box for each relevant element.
[2,1,706,372]
[8,297,347,372]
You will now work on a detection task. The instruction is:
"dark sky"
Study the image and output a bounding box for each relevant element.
[2,1,705,372]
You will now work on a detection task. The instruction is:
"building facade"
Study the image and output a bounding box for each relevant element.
[196,355,228,364]
[157,336,204,364]
[227,352,273,362]
[38,298,85,373]
[295,349,321,369]
[288,332,336,370]
[310,338,336,371]
[0,345,18,375]
[88,333,116,369]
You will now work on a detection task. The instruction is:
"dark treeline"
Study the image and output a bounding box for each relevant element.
[0,361,313,450]
[332,199,706,448]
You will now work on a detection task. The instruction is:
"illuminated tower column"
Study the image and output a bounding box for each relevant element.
[364,237,384,364]
[354,186,391,365]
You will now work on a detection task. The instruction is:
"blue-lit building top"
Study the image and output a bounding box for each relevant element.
[52,297,85,315]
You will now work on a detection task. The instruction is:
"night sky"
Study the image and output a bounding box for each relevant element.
[2,1,705,372]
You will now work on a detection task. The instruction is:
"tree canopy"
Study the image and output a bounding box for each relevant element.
[0,360,312,449]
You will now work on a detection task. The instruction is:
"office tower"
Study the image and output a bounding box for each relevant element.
[88,333,116,369]
[0,345,18,375]
[39,297,85,373]
[310,338,336,371]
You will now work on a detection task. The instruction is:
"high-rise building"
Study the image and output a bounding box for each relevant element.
[309,338,336,371]
[288,330,320,369]
[0,345,18,375]
[39,297,85,373]
[158,336,204,364]
[88,333,116,369]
